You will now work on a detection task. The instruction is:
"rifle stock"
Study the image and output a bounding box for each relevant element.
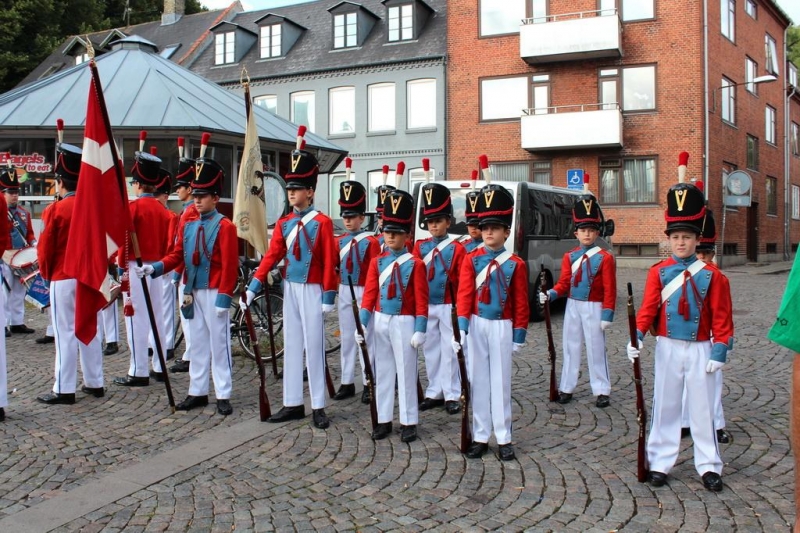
[262,280,281,378]
[627,282,649,483]
[348,276,378,430]
[448,283,472,453]
[241,290,271,421]
[541,266,558,402]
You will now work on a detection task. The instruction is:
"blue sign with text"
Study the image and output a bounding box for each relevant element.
[567,169,584,190]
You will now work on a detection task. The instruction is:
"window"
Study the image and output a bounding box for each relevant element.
[599,68,618,110]
[329,86,355,135]
[291,91,315,132]
[368,83,395,132]
[214,31,235,65]
[329,173,348,219]
[334,13,357,49]
[790,64,798,88]
[531,74,550,114]
[532,160,551,184]
[766,177,777,215]
[409,166,436,186]
[75,53,90,65]
[490,162,529,182]
[407,79,436,129]
[388,5,414,42]
[600,66,656,111]
[160,44,180,59]
[254,95,277,114]
[766,106,777,145]
[599,0,653,21]
[746,135,759,170]
[721,0,735,41]
[745,0,757,18]
[793,185,800,220]
[480,0,525,37]
[599,158,656,204]
[260,24,282,58]
[766,34,779,75]
[368,170,388,210]
[480,76,527,121]
[721,77,735,124]
[792,122,800,156]
[746,58,758,94]
[531,0,548,22]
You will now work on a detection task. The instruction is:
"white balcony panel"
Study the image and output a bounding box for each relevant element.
[521,108,623,151]
[520,14,622,64]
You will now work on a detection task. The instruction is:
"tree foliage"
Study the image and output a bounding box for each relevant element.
[789,26,800,70]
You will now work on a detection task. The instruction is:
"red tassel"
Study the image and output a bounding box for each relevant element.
[346,253,353,272]
[480,283,491,304]
[387,263,398,299]
[428,262,435,281]
[124,296,134,317]
[192,250,200,266]
[679,271,691,320]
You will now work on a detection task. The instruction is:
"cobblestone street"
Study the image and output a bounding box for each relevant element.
[0,263,795,532]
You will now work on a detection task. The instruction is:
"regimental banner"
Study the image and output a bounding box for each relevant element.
[0,152,52,173]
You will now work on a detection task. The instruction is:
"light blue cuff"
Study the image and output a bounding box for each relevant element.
[710,342,728,363]
[727,337,734,350]
[322,290,336,305]
[458,316,470,333]
[248,279,263,294]
[548,289,557,301]
[43,278,50,289]
[414,316,427,333]
[601,309,614,322]
[215,293,232,309]
[513,328,526,344]
[171,271,181,282]
[636,330,644,341]
[117,267,125,277]
[359,309,372,327]
[151,261,164,278]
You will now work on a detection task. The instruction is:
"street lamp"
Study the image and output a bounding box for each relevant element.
[712,74,778,113]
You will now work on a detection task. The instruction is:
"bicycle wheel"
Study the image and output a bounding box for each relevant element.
[238,292,284,362]
[324,306,341,355]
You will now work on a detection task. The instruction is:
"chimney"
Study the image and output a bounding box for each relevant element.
[162,0,185,26]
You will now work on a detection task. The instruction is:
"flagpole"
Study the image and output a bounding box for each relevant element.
[89,60,176,412]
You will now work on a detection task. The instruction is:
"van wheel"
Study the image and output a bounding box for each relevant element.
[529,271,551,322]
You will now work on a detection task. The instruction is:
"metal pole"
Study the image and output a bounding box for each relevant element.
[719,174,727,269]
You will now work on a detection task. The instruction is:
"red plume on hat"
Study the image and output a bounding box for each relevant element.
[382,165,389,184]
[395,161,405,188]
[200,132,211,158]
[345,157,353,181]
[177,136,185,158]
[296,125,307,150]
[138,130,147,152]
[56,118,64,144]
[678,151,689,183]
[584,173,591,193]
[479,154,491,183]
[150,146,157,156]
[422,158,431,182]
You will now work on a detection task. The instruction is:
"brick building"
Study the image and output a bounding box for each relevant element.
[447,0,798,265]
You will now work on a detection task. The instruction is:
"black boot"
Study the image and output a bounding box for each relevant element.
[37,392,76,405]
[9,324,34,334]
[103,342,119,355]
[268,405,305,423]
[333,383,355,400]
[371,422,392,440]
[312,408,330,429]
[35,335,55,344]
[176,395,209,411]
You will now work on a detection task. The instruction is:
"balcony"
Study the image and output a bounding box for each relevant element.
[520,10,622,65]
[521,104,623,151]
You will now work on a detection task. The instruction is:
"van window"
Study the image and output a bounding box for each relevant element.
[418,187,471,235]
[527,189,574,239]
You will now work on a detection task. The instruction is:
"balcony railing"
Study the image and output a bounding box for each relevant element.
[520,9,623,64]
[520,103,623,151]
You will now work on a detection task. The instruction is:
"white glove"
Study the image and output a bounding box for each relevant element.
[170,277,179,287]
[354,331,364,345]
[239,290,255,311]
[706,360,725,373]
[322,303,335,314]
[538,292,548,304]
[451,330,467,354]
[133,264,154,278]
[512,342,524,353]
[267,270,276,286]
[215,306,227,318]
[601,320,612,331]
[626,340,642,364]
[410,331,425,349]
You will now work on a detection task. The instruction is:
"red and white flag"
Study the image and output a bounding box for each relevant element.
[64,62,131,345]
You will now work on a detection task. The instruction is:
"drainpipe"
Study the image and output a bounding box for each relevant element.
[784,28,793,260]
[702,0,710,198]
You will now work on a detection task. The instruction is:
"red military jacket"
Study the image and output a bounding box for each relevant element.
[360,248,429,320]
[8,204,35,248]
[117,194,172,266]
[38,194,75,281]
[336,231,381,287]
[0,194,10,258]
[551,245,617,317]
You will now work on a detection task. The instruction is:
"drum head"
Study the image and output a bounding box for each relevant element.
[10,247,38,267]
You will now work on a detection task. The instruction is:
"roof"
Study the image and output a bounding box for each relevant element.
[191,0,446,85]
[0,41,346,173]
[16,3,244,88]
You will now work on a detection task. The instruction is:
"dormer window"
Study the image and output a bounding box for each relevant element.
[334,13,357,49]
[210,22,258,66]
[388,4,413,42]
[260,23,282,58]
[215,31,235,65]
[75,53,90,65]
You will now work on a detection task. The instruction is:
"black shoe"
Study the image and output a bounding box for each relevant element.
[334,383,355,400]
[465,441,488,459]
[445,400,461,414]
[681,427,692,439]
[371,422,392,440]
[113,375,149,387]
[170,360,190,373]
[102,342,119,355]
[9,324,34,334]
[557,392,573,404]
[647,471,668,487]
[361,387,371,405]
[37,392,76,405]
[401,425,418,443]
[498,443,516,461]
[217,399,233,416]
[149,370,165,382]
[268,405,306,423]
[166,349,175,361]
[595,395,610,408]
[716,429,730,444]
[81,386,105,398]
[176,395,209,411]
[0,407,4,421]
[36,335,55,344]
[419,397,445,411]
[4,328,9,338]
[702,471,723,492]
[312,408,330,429]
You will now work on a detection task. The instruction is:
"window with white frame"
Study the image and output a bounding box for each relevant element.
[792,122,800,156]
[479,0,525,37]
[260,24,282,58]
[480,76,527,121]
[745,0,757,18]
[599,0,653,21]
[406,79,436,129]
[599,157,656,204]
[531,74,550,114]
[334,13,357,49]
[409,166,436,187]
[746,57,758,94]
[793,185,800,219]
[214,31,235,65]
[600,66,656,111]
[388,4,414,42]
[747,134,759,170]
[531,0,548,22]
[766,34,779,75]
[766,105,777,145]
[721,77,735,124]
[368,83,396,132]
[329,86,355,135]
[599,68,618,110]
[721,0,735,41]
[329,173,348,219]
[790,64,798,88]
[254,95,277,114]
[75,53,90,65]
[291,91,315,132]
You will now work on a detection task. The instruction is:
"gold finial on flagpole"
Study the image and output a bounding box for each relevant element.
[84,35,96,60]
[240,66,250,88]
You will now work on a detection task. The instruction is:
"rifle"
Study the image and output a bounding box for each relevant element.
[448,283,472,453]
[262,277,282,379]
[348,275,378,430]
[541,265,558,402]
[241,289,271,421]
[627,282,649,483]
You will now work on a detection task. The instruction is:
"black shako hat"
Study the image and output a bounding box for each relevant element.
[381,189,414,234]
[664,182,706,235]
[0,167,20,191]
[286,126,319,190]
[476,184,514,228]
[338,180,367,217]
[55,143,83,183]
[421,182,452,222]
[156,168,173,196]
[697,208,717,251]
[465,190,480,226]
[572,194,603,230]
[192,157,225,196]
[131,151,162,186]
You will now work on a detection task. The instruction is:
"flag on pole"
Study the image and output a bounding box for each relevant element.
[768,251,800,353]
[234,85,268,254]
[63,61,131,345]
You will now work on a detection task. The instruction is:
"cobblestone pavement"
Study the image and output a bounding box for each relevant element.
[0,263,796,532]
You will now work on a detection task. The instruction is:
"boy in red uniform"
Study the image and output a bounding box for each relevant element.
[0,172,11,419]
[1,168,36,335]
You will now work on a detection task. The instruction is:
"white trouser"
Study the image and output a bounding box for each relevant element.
[559,299,611,396]
[0,282,7,407]
[648,337,722,476]
[149,275,176,351]
[373,312,419,425]
[184,288,232,399]
[124,261,165,376]
[46,315,54,337]
[49,279,103,393]
[423,303,460,402]
[682,369,725,430]
[101,300,119,343]
[467,316,513,445]
[337,284,374,386]
[2,262,26,326]
[177,281,192,361]
[283,281,326,409]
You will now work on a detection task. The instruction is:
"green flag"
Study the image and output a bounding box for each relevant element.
[768,252,800,353]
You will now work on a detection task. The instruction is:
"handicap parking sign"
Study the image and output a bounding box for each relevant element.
[567,169,584,190]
